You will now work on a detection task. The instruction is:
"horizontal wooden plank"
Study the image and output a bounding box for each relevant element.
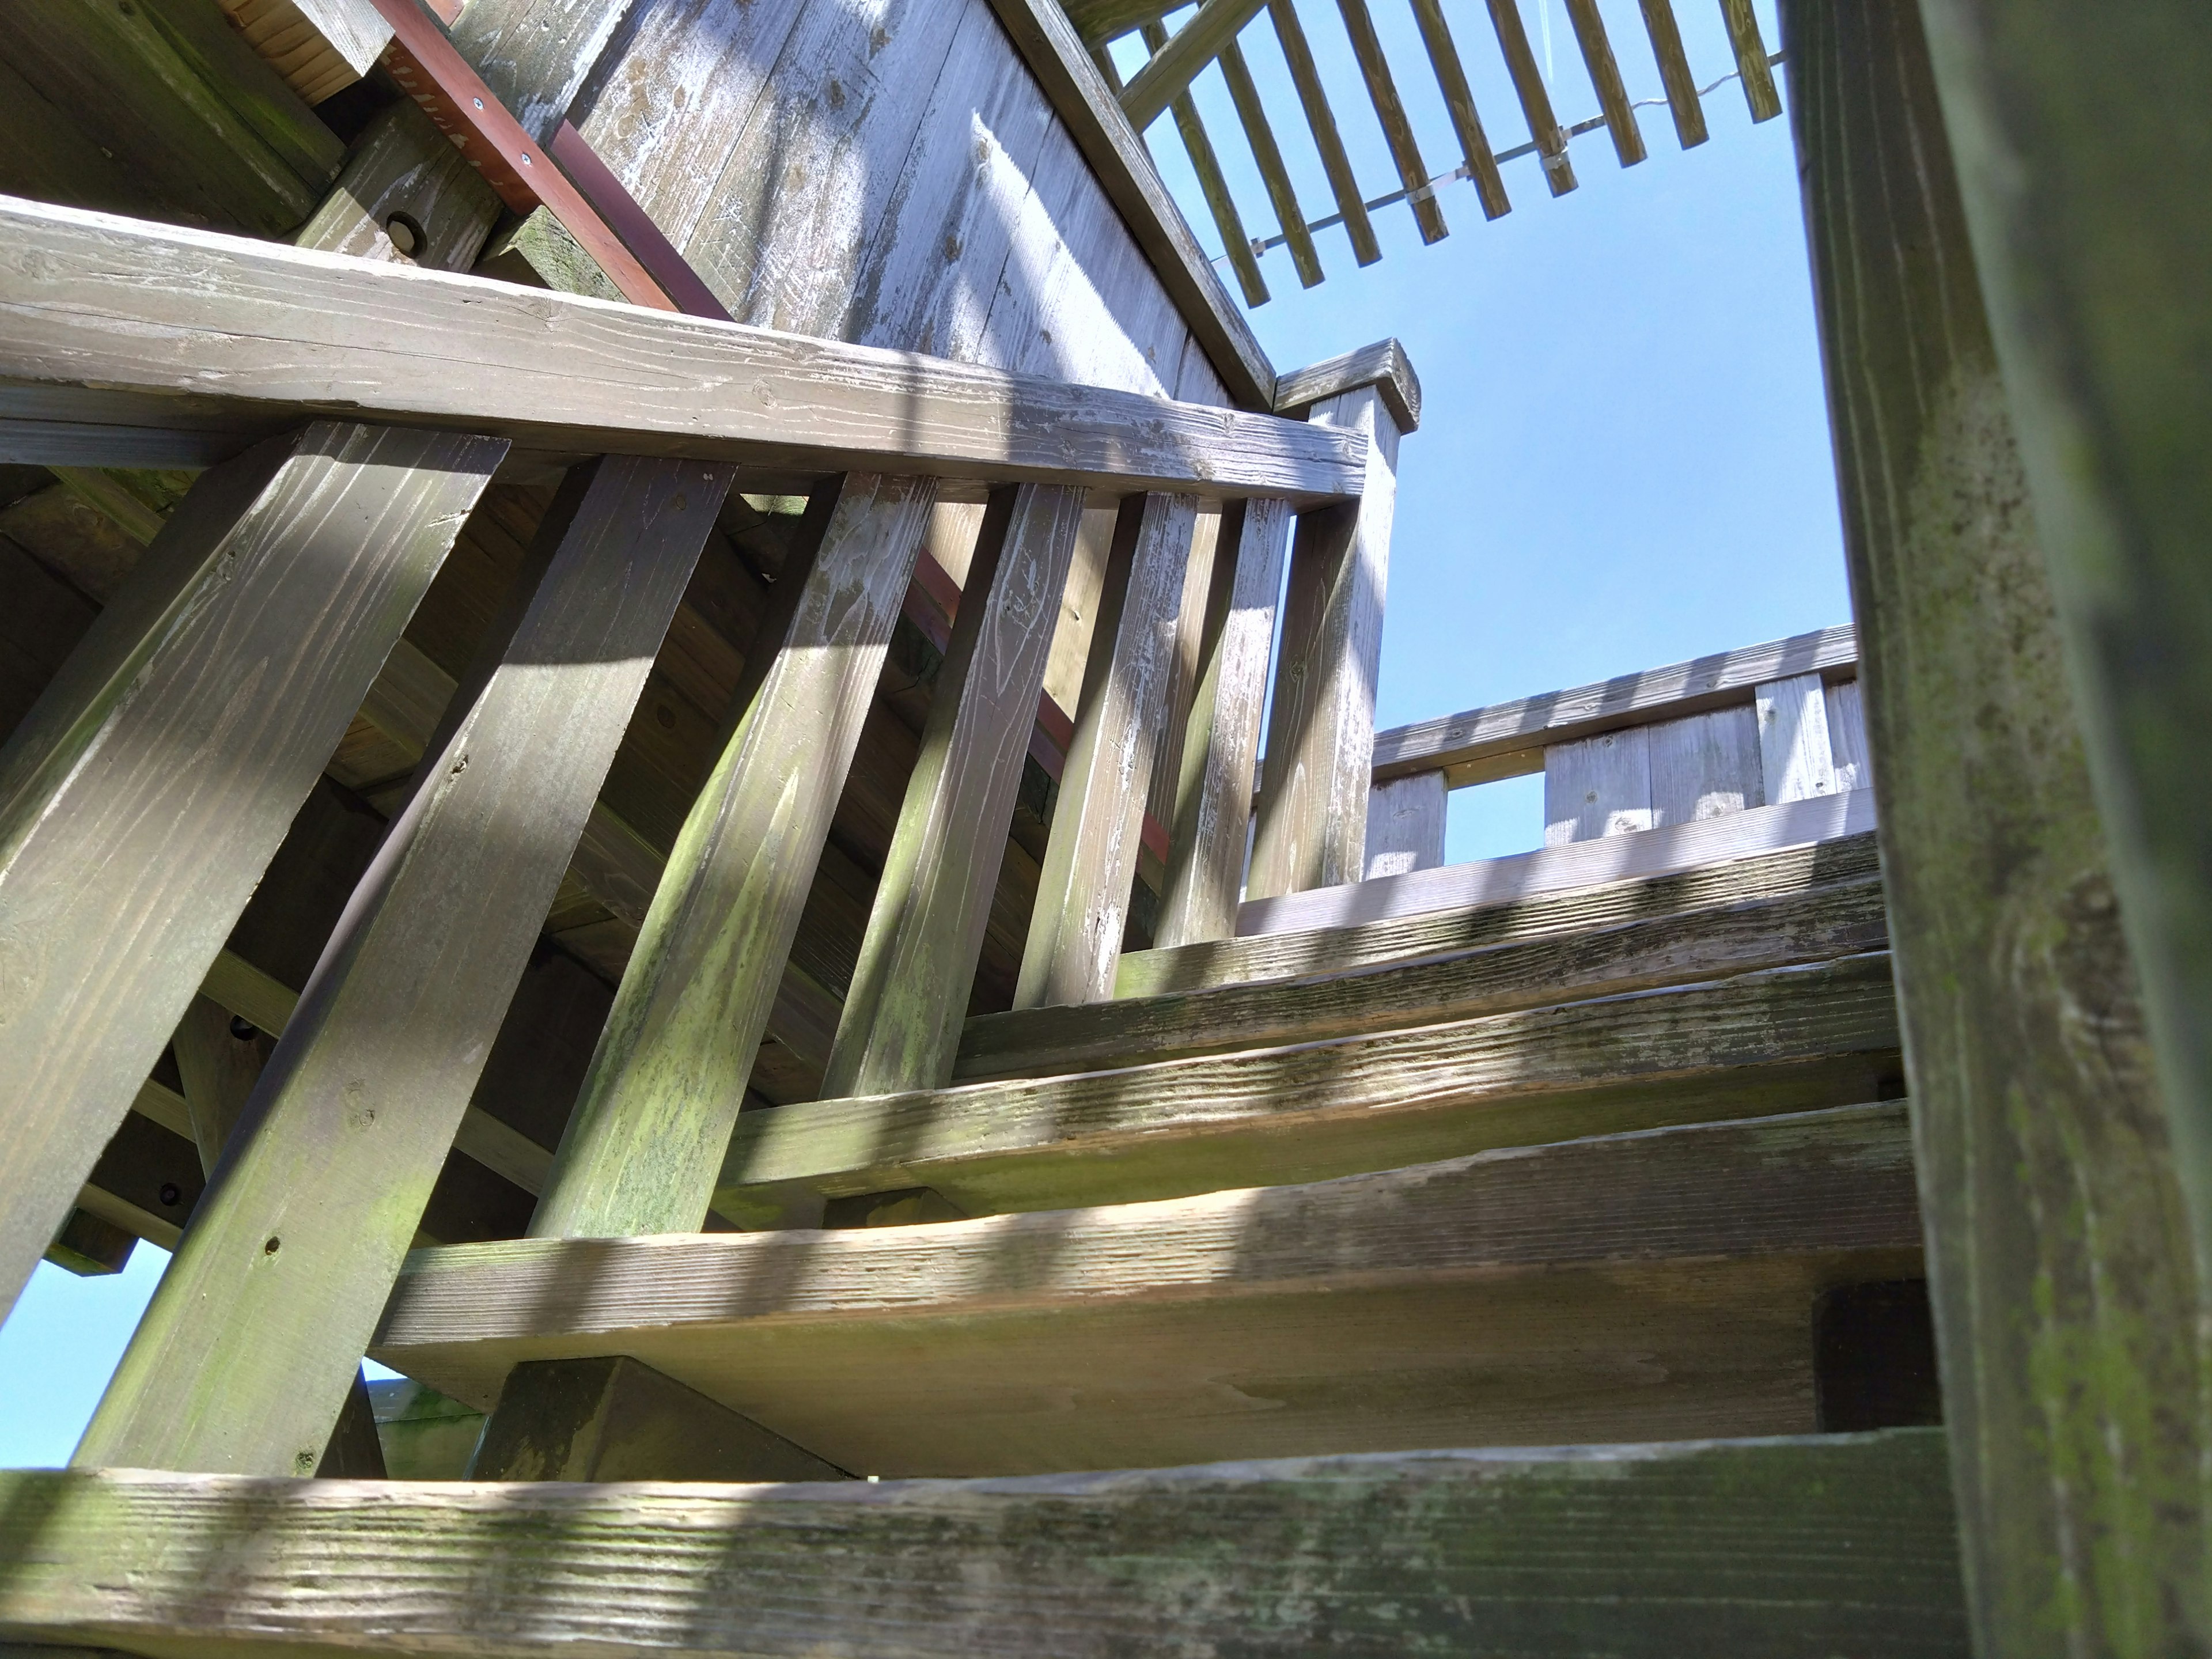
[0,1430,1968,1657]
[1371,624,1859,785]
[1240,787,1878,939]
[719,953,1902,1219]
[1272,337,1422,431]
[379,1105,1921,1471]
[0,197,1357,501]
[960,875,1887,1080]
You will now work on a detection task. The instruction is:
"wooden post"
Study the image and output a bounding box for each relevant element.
[75,455,731,1477]
[1014,491,1198,1010]
[1154,497,1291,947]
[1783,5,2209,1652]
[1248,344,1415,901]
[530,475,935,1238]
[0,422,502,1320]
[168,996,269,1174]
[1915,0,2212,1293]
[824,484,1087,1097]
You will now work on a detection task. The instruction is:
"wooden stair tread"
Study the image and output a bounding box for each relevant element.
[718,953,1904,1221]
[377,1105,1921,1476]
[961,874,1888,1081]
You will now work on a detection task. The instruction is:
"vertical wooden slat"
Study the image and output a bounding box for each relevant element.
[1363,770,1446,878]
[824,483,1087,1097]
[1647,704,1764,824]
[0,422,502,1320]
[531,475,935,1239]
[1753,672,1838,803]
[1638,0,1710,148]
[1544,728,1654,843]
[1016,491,1198,1009]
[1268,0,1381,266]
[1406,0,1510,220]
[1786,5,2208,1653]
[1143,506,1228,843]
[1334,0,1447,244]
[1721,0,1783,122]
[1154,497,1290,949]
[1564,0,1648,166]
[1247,387,1403,901]
[1218,41,1325,287]
[77,454,733,1477]
[1141,21,1269,308]
[1486,0,1578,195]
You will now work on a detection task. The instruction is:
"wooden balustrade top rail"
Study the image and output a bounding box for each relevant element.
[0,197,1363,503]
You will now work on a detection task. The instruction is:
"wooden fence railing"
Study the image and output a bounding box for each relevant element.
[0,194,1413,1476]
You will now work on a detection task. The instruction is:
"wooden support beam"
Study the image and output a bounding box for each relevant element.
[0,199,1358,501]
[1139,23,1269,309]
[1267,0,1381,267]
[1564,0,1648,166]
[1406,0,1510,219]
[1247,378,1403,900]
[1217,43,1324,289]
[1154,498,1290,947]
[293,99,502,271]
[1638,0,1711,148]
[1914,0,2212,1301]
[0,1433,1970,1657]
[824,484,1087,1097]
[0,422,501,1320]
[531,476,935,1240]
[74,454,730,1478]
[1486,0,1578,196]
[1274,338,1423,433]
[214,0,393,106]
[1784,6,2207,1651]
[1721,0,1784,122]
[1336,0,1448,244]
[168,995,269,1173]
[1014,492,1198,1009]
[1118,0,1268,131]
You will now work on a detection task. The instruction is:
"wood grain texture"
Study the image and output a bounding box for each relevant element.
[825,484,1086,1095]
[0,199,1358,500]
[168,994,269,1172]
[1266,0,1380,266]
[1217,42,1323,287]
[0,1432,1969,1657]
[1786,6,2207,1649]
[1363,770,1445,877]
[292,99,501,272]
[1721,0,1784,121]
[1563,0,1647,165]
[1247,387,1400,899]
[1142,22,1268,309]
[0,422,500,1320]
[445,0,636,143]
[1755,672,1839,803]
[1648,704,1764,826]
[1372,624,1857,785]
[719,953,1903,1221]
[1336,0,1448,244]
[1406,0,1509,219]
[1123,828,1881,995]
[1271,337,1422,431]
[75,455,728,1477]
[532,476,934,1238]
[1015,491,1196,1008]
[1824,679,1870,794]
[382,1105,1922,1468]
[1154,497,1289,947]
[1638,0,1709,147]
[1544,726,1653,844]
[963,874,1889,1081]
[1486,0,1577,195]
[1118,0,1268,130]
[217,0,392,104]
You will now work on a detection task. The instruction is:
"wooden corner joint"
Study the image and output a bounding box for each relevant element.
[1272,339,1423,433]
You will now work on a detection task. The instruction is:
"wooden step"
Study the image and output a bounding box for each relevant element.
[0,1428,1967,1657]
[961,874,1888,1081]
[718,952,1903,1221]
[377,1105,1920,1476]
[1118,827,1879,995]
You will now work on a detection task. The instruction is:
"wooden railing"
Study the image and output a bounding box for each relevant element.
[0,194,1414,1478]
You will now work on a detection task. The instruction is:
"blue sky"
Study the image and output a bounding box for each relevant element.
[0,0,1844,1469]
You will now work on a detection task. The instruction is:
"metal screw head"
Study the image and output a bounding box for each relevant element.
[158,1183,181,1207]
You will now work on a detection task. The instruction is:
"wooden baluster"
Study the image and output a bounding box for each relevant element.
[531,474,937,1239]
[1154,497,1291,948]
[825,483,1087,1097]
[75,454,732,1476]
[1362,770,1446,878]
[1014,491,1198,1010]
[0,422,503,1319]
[1785,3,2208,1650]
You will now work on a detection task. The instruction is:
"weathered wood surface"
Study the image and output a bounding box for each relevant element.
[1217,43,1323,288]
[1544,726,1653,844]
[1362,770,1445,877]
[1015,492,1196,1009]
[1563,0,1646,167]
[1786,6,2208,1652]
[1337,0,1447,244]
[1487,0,1576,195]
[0,422,500,1318]
[1373,624,1858,786]
[75,456,729,1477]
[216,0,392,105]
[0,199,1358,499]
[1638,0,1709,147]
[1406,0,1510,219]
[0,1431,1969,1658]
[293,100,501,271]
[1916,0,2212,1293]
[1272,338,1423,432]
[1247,385,1401,899]
[1648,704,1763,826]
[533,477,934,1239]
[384,1105,1921,1469]
[1241,786,1878,939]
[1123,829,1881,997]
[1755,672,1839,804]
[1153,498,1289,948]
[962,877,1888,1081]
[825,484,1086,1096]
[168,995,268,1173]
[1722,0,1784,122]
[1267,0,1380,266]
[719,953,1902,1221]
[1118,0,1267,130]
[1142,23,1268,310]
